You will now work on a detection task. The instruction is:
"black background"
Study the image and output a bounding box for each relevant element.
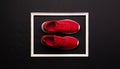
[34,16,85,54]
[2,0,120,69]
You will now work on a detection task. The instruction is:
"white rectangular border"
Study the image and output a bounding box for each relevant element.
[31,12,89,57]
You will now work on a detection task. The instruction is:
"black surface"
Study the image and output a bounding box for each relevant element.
[3,0,120,69]
[34,16,85,54]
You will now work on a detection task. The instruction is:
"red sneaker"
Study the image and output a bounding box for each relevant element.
[41,19,80,34]
[41,35,79,50]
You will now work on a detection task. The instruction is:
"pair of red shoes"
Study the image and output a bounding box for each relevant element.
[41,19,80,50]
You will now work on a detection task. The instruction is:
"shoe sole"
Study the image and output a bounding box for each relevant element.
[41,19,80,34]
[41,21,49,33]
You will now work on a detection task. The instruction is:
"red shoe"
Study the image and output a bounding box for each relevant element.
[41,19,80,34]
[41,35,79,50]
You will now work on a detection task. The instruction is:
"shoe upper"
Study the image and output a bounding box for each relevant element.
[42,19,80,34]
[41,35,79,50]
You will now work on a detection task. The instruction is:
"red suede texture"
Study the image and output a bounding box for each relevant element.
[41,35,78,50]
[43,19,80,33]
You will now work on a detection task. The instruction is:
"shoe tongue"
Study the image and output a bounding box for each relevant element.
[55,21,66,32]
[54,36,63,46]
[49,20,66,32]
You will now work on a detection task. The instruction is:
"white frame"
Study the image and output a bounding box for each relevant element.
[31,12,89,57]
